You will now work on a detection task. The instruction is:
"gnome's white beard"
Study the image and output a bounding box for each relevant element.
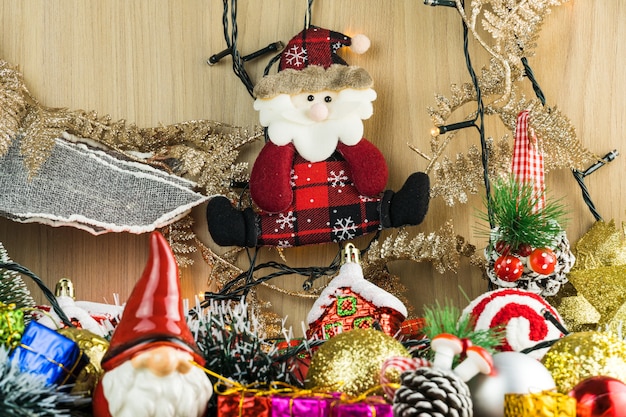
[101,360,213,417]
[255,88,376,162]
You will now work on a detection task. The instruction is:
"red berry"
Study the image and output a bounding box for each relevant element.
[528,248,557,275]
[495,240,511,255]
[515,243,533,257]
[494,254,524,282]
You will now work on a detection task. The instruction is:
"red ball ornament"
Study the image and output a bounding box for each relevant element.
[515,243,533,257]
[494,255,524,282]
[569,376,626,417]
[495,240,511,255]
[528,248,557,275]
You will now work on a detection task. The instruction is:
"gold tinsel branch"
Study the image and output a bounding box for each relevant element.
[0,59,263,198]
[0,60,28,156]
[360,223,484,314]
[362,221,481,276]
[464,0,564,104]
[159,216,198,268]
[429,137,512,206]
[0,58,265,270]
[492,95,593,171]
[417,1,595,209]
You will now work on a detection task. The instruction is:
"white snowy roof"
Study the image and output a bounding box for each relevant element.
[306,262,408,324]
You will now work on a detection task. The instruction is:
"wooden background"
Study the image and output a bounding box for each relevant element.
[0,1,624,334]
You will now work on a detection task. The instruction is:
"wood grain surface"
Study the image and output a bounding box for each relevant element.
[0,1,624,333]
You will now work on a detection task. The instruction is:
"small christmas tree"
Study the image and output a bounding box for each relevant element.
[0,242,36,309]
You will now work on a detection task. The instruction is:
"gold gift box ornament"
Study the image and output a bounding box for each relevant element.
[504,390,576,417]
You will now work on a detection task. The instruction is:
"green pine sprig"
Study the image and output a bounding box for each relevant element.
[422,301,505,356]
[480,176,568,251]
[0,346,87,417]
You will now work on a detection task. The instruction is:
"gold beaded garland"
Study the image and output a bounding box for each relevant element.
[304,328,410,396]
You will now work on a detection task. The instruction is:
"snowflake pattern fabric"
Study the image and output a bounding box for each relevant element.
[257,154,381,247]
[278,26,351,71]
[283,45,307,68]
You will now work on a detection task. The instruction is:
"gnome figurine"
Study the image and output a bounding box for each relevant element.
[207,25,430,248]
[92,232,213,417]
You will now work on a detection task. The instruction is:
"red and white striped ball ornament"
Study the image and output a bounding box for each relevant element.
[461,288,566,360]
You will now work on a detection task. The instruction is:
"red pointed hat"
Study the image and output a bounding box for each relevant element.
[254,25,373,99]
[101,231,204,371]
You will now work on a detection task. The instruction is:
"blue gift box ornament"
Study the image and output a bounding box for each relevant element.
[9,321,89,386]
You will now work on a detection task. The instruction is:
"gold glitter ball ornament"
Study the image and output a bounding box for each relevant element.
[542,331,626,394]
[57,327,110,396]
[304,328,410,396]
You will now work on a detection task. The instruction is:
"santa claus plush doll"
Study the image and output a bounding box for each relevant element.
[207,25,430,248]
[92,232,213,417]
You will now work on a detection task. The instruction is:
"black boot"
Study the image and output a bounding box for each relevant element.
[380,172,430,228]
[206,196,258,247]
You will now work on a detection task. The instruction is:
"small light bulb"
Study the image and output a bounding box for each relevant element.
[430,120,476,136]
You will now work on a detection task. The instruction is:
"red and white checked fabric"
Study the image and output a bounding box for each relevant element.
[512,110,545,212]
[379,356,430,400]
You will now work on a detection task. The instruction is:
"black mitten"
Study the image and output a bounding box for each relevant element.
[206,196,258,247]
[380,172,430,228]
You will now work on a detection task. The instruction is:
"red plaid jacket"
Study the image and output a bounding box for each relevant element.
[250,139,388,247]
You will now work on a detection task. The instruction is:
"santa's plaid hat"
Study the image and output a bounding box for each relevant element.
[254,25,373,99]
[100,231,204,371]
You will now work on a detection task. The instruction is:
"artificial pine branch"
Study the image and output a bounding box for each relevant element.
[422,300,504,355]
[0,346,87,417]
[191,299,307,387]
[481,176,568,251]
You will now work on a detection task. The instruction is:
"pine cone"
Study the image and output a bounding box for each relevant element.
[485,228,575,297]
[393,367,472,417]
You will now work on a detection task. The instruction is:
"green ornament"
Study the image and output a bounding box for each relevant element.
[0,303,25,349]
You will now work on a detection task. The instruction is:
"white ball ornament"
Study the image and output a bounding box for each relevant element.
[466,351,556,417]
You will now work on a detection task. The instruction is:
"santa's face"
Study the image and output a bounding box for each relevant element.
[254,88,377,162]
[100,349,213,417]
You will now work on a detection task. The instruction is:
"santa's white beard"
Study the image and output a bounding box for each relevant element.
[101,360,213,417]
[255,88,375,162]
[266,115,364,162]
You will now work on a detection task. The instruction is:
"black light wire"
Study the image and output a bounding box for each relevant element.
[522,50,618,220]
[572,150,619,221]
[521,57,546,106]
[459,2,492,230]
[202,230,384,305]
[0,261,74,327]
[203,0,393,306]
[425,0,619,354]
[222,0,255,97]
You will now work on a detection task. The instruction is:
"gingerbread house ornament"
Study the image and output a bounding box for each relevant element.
[306,243,407,339]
